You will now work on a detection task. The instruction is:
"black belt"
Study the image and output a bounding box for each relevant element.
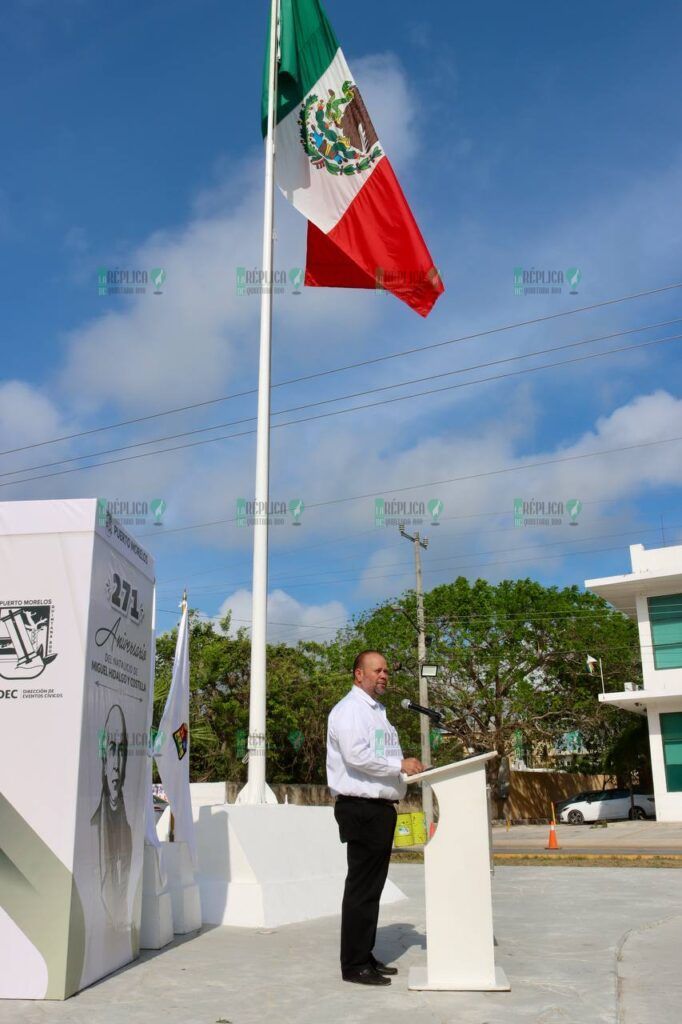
[336,795,399,806]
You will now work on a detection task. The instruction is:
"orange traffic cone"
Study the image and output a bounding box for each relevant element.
[545,821,560,850]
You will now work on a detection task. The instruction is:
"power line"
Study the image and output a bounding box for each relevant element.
[156,498,630,577]
[168,522,681,595]
[5,317,678,479]
[155,607,671,653]
[157,524,382,582]
[219,542,633,592]
[156,609,343,632]
[143,436,682,544]
[304,436,682,513]
[3,330,681,490]
[157,600,682,624]
[158,529,680,599]
[5,318,680,482]
[153,605,657,655]
[142,438,681,546]
[2,280,680,459]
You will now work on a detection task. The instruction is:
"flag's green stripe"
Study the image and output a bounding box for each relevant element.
[261,0,339,137]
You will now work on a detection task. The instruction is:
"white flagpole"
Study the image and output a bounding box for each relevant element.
[237,0,280,805]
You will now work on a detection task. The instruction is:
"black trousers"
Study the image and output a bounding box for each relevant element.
[334,797,397,971]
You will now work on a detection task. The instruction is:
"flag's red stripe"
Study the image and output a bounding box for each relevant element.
[304,158,444,317]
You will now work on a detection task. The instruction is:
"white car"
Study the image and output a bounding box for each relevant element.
[558,788,655,825]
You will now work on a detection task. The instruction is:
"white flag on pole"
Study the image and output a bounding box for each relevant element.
[154,600,197,866]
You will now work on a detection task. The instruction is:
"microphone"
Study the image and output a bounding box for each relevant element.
[400,698,444,723]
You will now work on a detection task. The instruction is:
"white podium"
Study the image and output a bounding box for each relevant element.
[406,753,510,992]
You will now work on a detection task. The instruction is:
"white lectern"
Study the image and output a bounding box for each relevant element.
[406,752,510,992]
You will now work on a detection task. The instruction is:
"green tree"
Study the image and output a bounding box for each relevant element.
[153,579,643,801]
[154,612,252,782]
[344,578,642,813]
[153,614,351,784]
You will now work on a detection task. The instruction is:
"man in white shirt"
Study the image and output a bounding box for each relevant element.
[327,649,424,986]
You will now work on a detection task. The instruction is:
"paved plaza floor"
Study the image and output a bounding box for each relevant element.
[2,864,680,1024]
[492,819,682,855]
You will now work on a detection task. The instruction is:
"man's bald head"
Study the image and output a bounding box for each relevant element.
[353,650,389,699]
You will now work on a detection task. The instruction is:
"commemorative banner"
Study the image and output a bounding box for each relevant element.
[0,499,155,999]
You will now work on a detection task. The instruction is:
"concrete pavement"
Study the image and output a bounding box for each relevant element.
[1,864,680,1024]
[492,819,682,855]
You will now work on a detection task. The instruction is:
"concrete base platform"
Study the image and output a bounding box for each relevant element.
[164,842,202,934]
[139,844,174,950]
[408,964,511,991]
[139,892,173,950]
[194,803,406,928]
[3,865,682,1023]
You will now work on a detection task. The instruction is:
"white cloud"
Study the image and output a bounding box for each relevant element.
[349,53,419,170]
[56,50,421,421]
[59,186,263,414]
[3,51,681,623]
[216,588,347,643]
[0,382,66,465]
[358,545,414,600]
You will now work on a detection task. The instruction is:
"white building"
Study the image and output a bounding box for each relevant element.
[586,543,682,822]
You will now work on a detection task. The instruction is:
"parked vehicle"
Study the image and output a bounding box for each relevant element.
[555,791,597,815]
[558,788,655,825]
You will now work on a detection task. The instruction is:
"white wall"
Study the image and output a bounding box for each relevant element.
[630,543,682,576]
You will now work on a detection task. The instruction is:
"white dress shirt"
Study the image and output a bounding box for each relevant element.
[327,686,406,801]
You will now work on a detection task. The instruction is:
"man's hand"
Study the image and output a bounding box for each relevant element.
[401,757,426,776]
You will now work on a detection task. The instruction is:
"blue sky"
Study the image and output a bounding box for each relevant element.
[2,0,682,641]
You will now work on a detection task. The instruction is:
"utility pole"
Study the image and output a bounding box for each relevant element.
[399,524,433,832]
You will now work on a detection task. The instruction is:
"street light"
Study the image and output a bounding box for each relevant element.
[391,603,418,629]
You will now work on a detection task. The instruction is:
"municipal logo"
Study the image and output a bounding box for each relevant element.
[173,722,188,760]
[0,602,58,681]
[299,80,383,176]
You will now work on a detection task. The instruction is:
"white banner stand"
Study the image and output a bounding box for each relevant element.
[406,753,510,992]
[0,499,155,999]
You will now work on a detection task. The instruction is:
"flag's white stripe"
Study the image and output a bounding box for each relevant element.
[275,48,384,234]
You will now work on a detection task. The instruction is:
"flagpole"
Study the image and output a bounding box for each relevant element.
[237,0,280,805]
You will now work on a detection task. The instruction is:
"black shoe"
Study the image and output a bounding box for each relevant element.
[370,955,398,976]
[342,965,391,986]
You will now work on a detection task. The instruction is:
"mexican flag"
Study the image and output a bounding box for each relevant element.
[261,0,444,317]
